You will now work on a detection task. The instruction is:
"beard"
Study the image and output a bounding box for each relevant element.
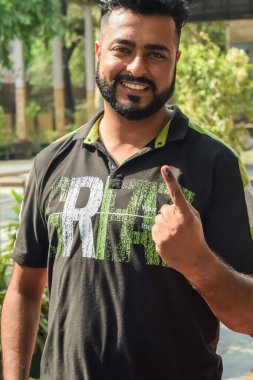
[95,64,176,121]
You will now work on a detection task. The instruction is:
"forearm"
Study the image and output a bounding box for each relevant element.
[153,166,253,336]
[187,247,253,336]
[1,288,42,380]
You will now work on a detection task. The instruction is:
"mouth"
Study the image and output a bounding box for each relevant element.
[121,81,149,92]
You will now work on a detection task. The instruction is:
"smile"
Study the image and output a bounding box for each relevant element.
[121,82,149,91]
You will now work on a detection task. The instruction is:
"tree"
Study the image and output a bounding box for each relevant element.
[60,0,97,117]
[176,33,253,149]
[181,21,228,50]
[0,0,64,67]
[1,0,99,123]
[0,0,65,145]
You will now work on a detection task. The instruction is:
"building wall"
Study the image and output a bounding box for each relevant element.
[189,0,253,21]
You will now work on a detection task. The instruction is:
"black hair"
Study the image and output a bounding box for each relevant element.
[99,0,190,37]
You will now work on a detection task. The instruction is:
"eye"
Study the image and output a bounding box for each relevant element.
[148,52,166,60]
[111,46,131,55]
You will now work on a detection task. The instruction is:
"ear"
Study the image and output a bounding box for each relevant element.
[176,50,181,63]
[95,41,101,60]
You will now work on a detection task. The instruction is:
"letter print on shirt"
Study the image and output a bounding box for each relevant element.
[46,175,195,267]
[47,176,103,258]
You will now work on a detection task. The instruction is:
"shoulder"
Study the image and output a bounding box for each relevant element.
[171,108,248,185]
[33,129,79,180]
[185,119,250,188]
[170,106,238,163]
[33,110,104,180]
[186,119,239,163]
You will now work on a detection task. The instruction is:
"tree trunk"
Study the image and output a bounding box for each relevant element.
[61,0,75,122]
[13,39,27,141]
[52,36,65,135]
[63,44,78,123]
[84,5,95,118]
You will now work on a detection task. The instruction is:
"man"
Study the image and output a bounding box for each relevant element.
[2,0,253,379]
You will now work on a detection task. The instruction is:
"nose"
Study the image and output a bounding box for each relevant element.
[126,55,147,78]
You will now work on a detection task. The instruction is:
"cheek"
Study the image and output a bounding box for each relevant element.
[99,56,125,80]
[154,63,176,88]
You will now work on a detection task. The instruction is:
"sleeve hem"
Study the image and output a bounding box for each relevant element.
[12,253,47,269]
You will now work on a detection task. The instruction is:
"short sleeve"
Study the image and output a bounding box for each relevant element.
[12,158,48,268]
[203,151,253,274]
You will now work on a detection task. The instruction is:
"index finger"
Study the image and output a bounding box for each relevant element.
[161,165,190,215]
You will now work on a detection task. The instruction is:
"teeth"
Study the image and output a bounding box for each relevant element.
[122,82,147,91]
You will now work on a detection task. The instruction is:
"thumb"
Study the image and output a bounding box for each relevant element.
[161,165,190,215]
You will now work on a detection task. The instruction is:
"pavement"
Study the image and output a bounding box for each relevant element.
[0,159,253,379]
[0,158,34,176]
[218,325,253,379]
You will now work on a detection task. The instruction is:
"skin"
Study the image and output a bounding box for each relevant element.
[95,9,181,164]
[152,166,253,336]
[1,265,47,380]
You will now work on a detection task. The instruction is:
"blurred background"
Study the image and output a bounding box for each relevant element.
[0,0,252,161]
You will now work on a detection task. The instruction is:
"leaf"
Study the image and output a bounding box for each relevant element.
[11,190,24,204]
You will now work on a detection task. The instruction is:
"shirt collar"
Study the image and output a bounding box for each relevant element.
[72,105,189,146]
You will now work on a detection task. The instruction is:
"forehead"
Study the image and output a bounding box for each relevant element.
[101,9,177,46]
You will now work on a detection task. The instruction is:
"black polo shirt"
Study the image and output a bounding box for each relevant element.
[13,106,253,380]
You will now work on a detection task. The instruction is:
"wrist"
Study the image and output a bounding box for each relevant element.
[182,245,221,292]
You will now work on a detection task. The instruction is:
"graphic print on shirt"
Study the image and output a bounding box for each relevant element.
[46,176,195,267]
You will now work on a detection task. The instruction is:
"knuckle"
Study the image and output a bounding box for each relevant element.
[160,204,170,214]
[160,205,172,221]
[155,243,162,254]
[151,224,157,236]
[154,214,162,224]
[195,209,200,218]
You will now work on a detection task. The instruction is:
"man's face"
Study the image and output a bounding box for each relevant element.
[95,9,181,120]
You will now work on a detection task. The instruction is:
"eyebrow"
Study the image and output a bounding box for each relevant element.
[110,39,135,47]
[110,39,170,53]
[144,44,170,53]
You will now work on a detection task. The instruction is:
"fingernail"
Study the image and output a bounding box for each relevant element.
[165,167,173,180]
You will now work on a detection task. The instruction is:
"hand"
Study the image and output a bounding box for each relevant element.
[152,165,211,279]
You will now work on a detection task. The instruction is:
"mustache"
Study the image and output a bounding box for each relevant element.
[114,74,156,91]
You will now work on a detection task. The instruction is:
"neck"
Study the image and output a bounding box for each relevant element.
[100,104,170,145]
[98,103,171,165]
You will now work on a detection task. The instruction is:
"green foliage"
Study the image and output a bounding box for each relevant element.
[0,0,65,67]
[64,2,86,86]
[26,101,41,120]
[71,0,97,5]
[69,39,86,87]
[26,40,53,93]
[176,33,253,149]
[181,21,228,49]
[26,2,87,94]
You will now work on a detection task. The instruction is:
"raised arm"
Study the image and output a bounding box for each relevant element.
[1,263,47,380]
[152,165,253,336]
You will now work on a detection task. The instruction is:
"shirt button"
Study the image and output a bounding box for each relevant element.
[111,163,116,169]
